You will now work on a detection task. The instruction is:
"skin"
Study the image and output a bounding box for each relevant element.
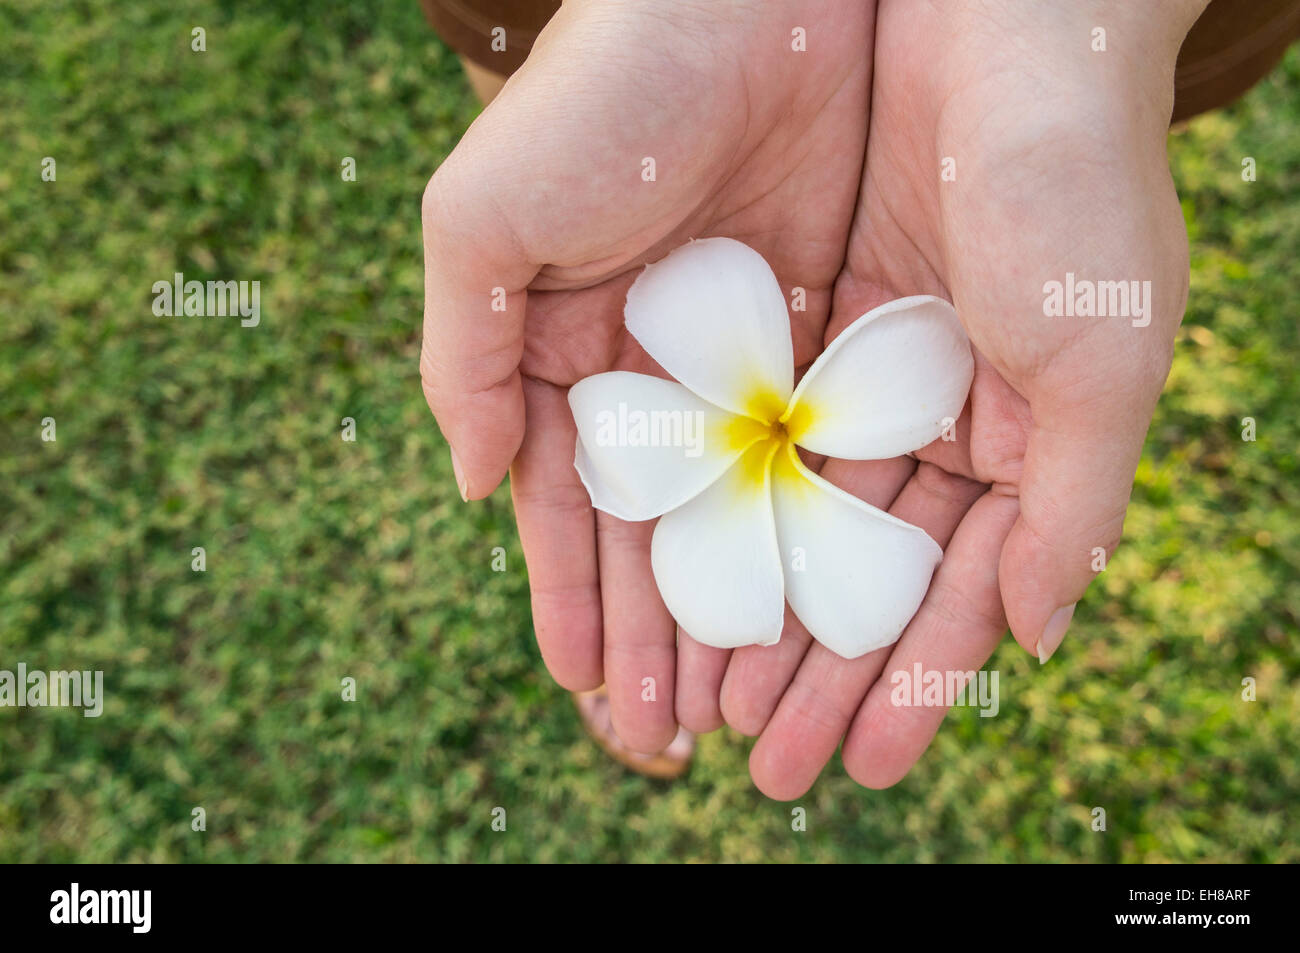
[730,0,1210,797]
[422,0,874,754]
[421,0,1209,790]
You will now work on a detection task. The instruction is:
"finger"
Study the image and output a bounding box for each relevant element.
[420,158,537,501]
[748,461,986,799]
[509,376,603,691]
[718,606,814,737]
[718,454,915,737]
[998,382,1153,663]
[840,490,1019,790]
[597,511,679,753]
[674,630,729,733]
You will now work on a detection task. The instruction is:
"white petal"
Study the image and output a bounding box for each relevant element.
[570,371,769,522]
[650,440,786,649]
[625,237,794,421]
[785,295,973,460]
[771,444,941,659]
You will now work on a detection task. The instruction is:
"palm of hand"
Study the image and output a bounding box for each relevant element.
[723,0,1191,796]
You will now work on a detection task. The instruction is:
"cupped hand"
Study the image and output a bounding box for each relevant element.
[720,0,1207,797]
[420,0,875,752]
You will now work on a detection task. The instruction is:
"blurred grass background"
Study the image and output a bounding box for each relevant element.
[1,0,1297,862]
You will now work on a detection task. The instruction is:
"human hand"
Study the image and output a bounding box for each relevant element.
[420,0,876,751]
[717,0,1209,797]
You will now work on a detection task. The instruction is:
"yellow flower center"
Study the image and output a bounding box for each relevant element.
[723,386,817,491]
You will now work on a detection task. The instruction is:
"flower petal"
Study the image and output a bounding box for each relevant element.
[785,295,974,460]
[625,237,794,421]
[650,440,786,649]
[570,371,769,522]
[771,444,942,659]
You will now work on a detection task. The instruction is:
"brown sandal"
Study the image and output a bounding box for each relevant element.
[573,687,694,780]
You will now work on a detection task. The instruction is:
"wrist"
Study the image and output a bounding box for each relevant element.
[939,0,1208,66]
[929,0,1209,133]
[1107,0,1212,61]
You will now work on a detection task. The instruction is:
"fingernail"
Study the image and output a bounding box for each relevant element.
[449,445,468,502]
[1037,602,1076,664]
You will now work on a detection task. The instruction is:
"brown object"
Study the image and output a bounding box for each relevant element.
[419,0,560,75]
[572,688,695,780]
[1173,0,1300,121]
[460,55,508,103]
[421,0,1300,122]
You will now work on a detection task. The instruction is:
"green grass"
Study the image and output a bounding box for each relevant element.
[1,0,1297,862]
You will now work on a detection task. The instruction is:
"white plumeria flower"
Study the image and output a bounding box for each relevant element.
[568,238,974,659]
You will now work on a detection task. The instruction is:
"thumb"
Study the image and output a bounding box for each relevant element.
[998,379,1157,663]
[419,143,539,502]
